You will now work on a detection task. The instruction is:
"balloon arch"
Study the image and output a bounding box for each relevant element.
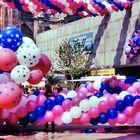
[0,0,135,17]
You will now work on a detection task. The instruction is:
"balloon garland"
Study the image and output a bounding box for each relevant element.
[1,0,135,17]
[125,27,140,59]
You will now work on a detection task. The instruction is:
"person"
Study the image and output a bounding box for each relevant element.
[44,80,55,132]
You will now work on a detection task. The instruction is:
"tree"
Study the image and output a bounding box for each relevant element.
[56,39,90,80]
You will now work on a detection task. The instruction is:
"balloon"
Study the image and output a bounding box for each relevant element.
[117,113,127,124]
[133,82,140,89]
[107,108,118,119]
[23,37,34,44]
[95,92,103,98]
[33,90,40,96]
[2,109,10,119]
[90,118,99,125]
[107,95,117,107]
[98,112,108,124]
[16,42,41,67]
[67,90,77,98]
[16,106,27,118]
[93,80,101,90]
[62,99,73,111]
[119,91,129,99]
[19,117,28,126]
[11,65,30,83]
[0,74,9,84]
[115,100,126,112]
[70,106,82,118]
[127,87,137,95]
[125,106,136,117]
[38,118,46,125]
[135,112,140,125]
[0,27,22,51]
[89,96,99,108]
[125,77,138,85]
[53,105,63,116]
[79,99,90,112]
[0,48,17,71]
[61,112,72,124]
[35,106,46,119]
[27,112,37,124]
[36,95,46,106]
[127,117,135,125]
[54,116,63,125]
[26,101,36,112]
[6,113,18,125]
[28,69,43,84]
[72,96,81,106]
[80,113,90,124]
[30,54,51,75]
[108,118,117,125]
[55,95,65,105]
[78,92,87,99]
[98,101,109,113]
[134,99,140,111]
[124,95,134,106]
[45,111,54,122]
[88,107,99,118]
[78,87,88,93]
[27,95,37,102]
[44,98,55,111]
[19,96,28,107]
[0,82,22,109]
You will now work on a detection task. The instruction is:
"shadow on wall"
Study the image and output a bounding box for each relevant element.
[21,23,33,40]
[113,7,132,66]
[126,10,140,64]
[88,14,111,66]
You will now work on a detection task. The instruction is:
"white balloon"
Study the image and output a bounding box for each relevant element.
[11,65,30,83]
[16,43,41,67]
[93,81,101,90]
[70,106,82,118]
[119,91,129,99]
[61,112,72,124]
[89,96,99,108]
[99,97,107,101]
[79,99,90,112]
[67,90,77,98]
[19,96,28,107]
[124,46,131,53]
[23,37,34,44]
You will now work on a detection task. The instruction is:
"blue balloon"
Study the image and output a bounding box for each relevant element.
[101,82,108,89]
[44,98,55,111]
[114,86,122,94]
[54,95,65,105]
[19,117,28,126]
[33,90,40,96]
[27,112,37,124]
[90,118,99,125]
[107,108,118,119]
[95,92,103,98]
[115,100,126,112]
[134,95,140,101]
[84,128,95,133]
[0,27,23,51]
[124,95,134,106]
[35,106,46,118]
[98,113,108,124]
[125,76,138,85]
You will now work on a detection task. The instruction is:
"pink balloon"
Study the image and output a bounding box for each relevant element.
[122,84,131,90]
[134,99,140,111]
[127,117,135,125]
[54,116,63,125]
[98,101,109,112]
[0,48,17,71]
[45,111,54,122]
[0,82,22,109]
[133,82,140,89]
[78,87,88,93]
[2,109,10,119]
[127,87,137,95]
[78,92,87,99]
[107,95,117,107]
[26,101,36,112]
[118,81,125,88]
[108,118,117,125]
[36,95,46,106]
[109,80,117,88]
[62,99,73,111]
[16,106,27,118]
[72,96,81,106]
[104,93,111,98]
[86,84,93,92]
[88,107,99,118]
[6,113,18,125]
[52,105,63,116]
[80,113,90,124]
[117,113,127,124]
[28,69,43,84]
[125,106,136,117]
[135,112,140,125]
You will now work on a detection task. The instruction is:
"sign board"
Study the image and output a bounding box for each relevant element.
[91,69,115,75]
[68,32,93,53]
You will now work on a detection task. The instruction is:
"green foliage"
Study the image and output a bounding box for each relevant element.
[56,39,90,80]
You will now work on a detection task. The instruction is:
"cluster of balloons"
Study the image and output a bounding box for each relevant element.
[0,27,51,109]
[125,27,140,59]
[1,0,134,16]
[1,76,140,126]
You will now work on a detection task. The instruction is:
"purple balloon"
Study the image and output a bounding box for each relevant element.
[72,96,81,106]
[0,74,9,84]
[78,92,87,99]
[78,87,88,93]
